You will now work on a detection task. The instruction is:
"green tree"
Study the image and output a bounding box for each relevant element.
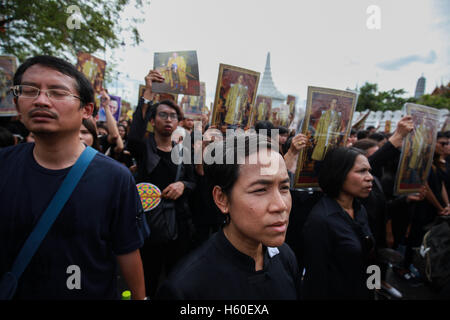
[416,94,450,110]
[356,82,416,111]
[355,82,380,111]
[0,0,149,63]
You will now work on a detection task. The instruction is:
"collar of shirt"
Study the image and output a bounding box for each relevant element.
[320,195,365,223]
[213,228,280,274]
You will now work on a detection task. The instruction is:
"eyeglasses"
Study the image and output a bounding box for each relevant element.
[11,85,81,101]
[438,141,449,146]
[157,112,178,121]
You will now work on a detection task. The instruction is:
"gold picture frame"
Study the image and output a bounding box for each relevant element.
[211,64,260,130]
[294,86,358,189]
[394,103,440,194]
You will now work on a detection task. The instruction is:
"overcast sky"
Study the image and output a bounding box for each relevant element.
[107,0,450,109]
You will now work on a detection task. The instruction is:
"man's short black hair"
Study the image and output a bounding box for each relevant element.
[437,131,447,140]
[368,132,386,142]
[357,130,369,140]
[352,138,378,155]
[13,55,94,107]
[0,127,15,148]
[278,126,289,135]
[149,99,183,121]
[318,146,365,198]
[254,120,275,138]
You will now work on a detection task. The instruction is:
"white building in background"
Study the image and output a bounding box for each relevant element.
[257,52,286,109]
[354,108,449,134]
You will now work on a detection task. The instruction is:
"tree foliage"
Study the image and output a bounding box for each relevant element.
[356,82,417,112]
[415,94,450,110]
[0,0,149,62]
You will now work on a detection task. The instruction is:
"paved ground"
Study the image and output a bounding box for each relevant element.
[378,266,443,300]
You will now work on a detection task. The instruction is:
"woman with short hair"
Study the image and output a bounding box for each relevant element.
[156,134,301,300]
[302,146,375,299]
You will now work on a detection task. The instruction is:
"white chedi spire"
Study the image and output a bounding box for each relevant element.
[258,52,285,101]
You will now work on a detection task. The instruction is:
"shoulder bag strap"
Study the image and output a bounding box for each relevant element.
[10,146,98,279]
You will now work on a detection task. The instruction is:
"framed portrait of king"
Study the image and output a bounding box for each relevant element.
[211,64,260,129]
[76,52,106,93]
[253,95,272,124]
[152,50,200,96]
[0,55,18,116]
[294,86,358,189]
[98,95,121,122]
[179,82,206,121]
[394,103,440,195]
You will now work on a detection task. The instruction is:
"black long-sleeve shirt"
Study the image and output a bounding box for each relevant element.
[302,195,374,300]
[156,229,302,300]
[127,97,196,220]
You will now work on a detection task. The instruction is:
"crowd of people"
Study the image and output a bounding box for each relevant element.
[0,55,449,300]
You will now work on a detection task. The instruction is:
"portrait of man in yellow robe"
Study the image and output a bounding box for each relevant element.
[167,52,188,91]
[82,57,98,84]
[257,98,268,121]
[224,75,248,125]
[408,119,426,170]
[311,98,342,161]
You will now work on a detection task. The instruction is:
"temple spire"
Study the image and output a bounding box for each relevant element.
[258,52,285,102]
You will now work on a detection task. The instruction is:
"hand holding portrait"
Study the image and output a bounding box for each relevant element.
[289,133,308,153]
[396,115,414,138]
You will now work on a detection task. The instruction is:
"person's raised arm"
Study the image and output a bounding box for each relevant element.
[101,90,124,154]
[368,115,413,177]
[142,70,164,118]
[388,115,414,148]
[128,70,165,156]
[284,133,308,174]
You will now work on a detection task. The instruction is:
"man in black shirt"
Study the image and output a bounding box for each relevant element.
[128,69,196,298]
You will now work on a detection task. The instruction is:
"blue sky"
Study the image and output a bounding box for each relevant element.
[106,0,450,109]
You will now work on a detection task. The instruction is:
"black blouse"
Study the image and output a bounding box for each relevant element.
[302,195,375,300]
[156,229,301,300]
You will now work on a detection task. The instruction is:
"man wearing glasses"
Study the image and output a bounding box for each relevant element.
[0,56,146,300]
[128,69,196,299]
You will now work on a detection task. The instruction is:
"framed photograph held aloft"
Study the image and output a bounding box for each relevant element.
[211,64,260,130]
[294,86,358,189]
[76,52,106,93]
[0,55,18,117]
[153,51,200,96]
[394,103,440,195]
[253,95,272,124]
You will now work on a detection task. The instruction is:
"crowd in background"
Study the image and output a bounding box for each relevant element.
[1,59,449,300]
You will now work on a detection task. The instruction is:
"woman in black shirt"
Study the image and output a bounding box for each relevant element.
[156,134,302,300]
[302,147,375,299]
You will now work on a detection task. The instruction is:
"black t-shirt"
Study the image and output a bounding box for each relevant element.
[147,148,177,191]
[156,229,301,300]
[0,143,144,299]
